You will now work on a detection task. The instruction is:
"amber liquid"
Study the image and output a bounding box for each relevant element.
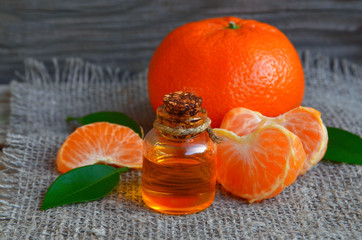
[142,155,216,215]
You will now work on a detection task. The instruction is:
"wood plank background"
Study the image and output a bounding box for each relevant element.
[0,0,361,83]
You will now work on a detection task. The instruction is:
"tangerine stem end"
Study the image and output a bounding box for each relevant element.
[228,21,240,30]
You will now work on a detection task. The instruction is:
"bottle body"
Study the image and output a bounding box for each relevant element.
[142,129,216,215]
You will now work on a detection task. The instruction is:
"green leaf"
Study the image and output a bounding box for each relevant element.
[324,127,362,165]
[67,111,143,138]
[41,165,129,210]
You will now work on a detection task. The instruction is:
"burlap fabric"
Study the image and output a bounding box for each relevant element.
[0,51,361,239]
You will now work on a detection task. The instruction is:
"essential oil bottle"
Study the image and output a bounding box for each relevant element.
[142,91,217,215]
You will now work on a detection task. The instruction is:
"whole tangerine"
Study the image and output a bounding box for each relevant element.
[148,16,305,127]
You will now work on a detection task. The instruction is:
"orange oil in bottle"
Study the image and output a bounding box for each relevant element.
[142,155,216,215]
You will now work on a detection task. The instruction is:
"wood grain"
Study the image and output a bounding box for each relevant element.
[0,0,361,83]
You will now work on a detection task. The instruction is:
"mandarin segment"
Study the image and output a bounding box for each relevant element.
[220,107,263,136]
[57,122,143,173]
[282,107,328,174]
[214,124,306,202]
[220,106,328,174]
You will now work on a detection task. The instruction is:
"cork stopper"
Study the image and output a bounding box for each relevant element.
[163,91,202,116]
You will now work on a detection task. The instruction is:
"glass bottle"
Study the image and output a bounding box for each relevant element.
[142,92,217,215]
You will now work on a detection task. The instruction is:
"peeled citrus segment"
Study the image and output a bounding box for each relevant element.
[57,122,143,173]
[282,107,328,174]
[220,108,263,136]
[220,106,328,174]
[214,124,306,203]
